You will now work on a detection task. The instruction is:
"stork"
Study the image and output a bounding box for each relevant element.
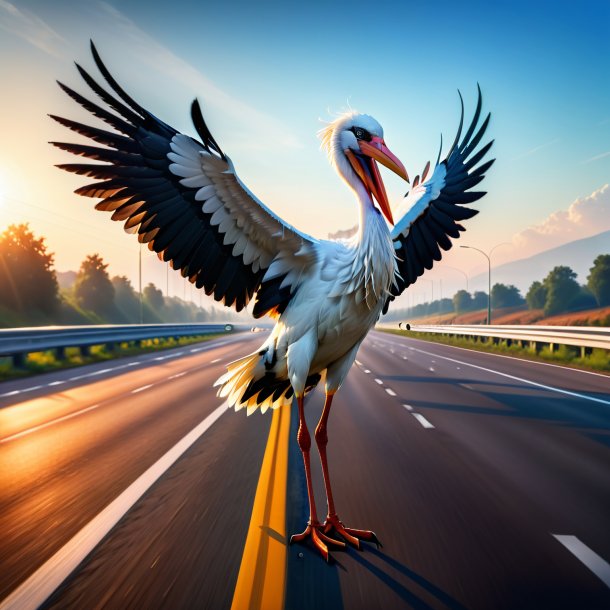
[52,42,494,561]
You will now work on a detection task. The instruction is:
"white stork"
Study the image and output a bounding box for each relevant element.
[52,42,494,561]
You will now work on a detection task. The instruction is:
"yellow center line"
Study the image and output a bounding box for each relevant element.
[230,403,291,610]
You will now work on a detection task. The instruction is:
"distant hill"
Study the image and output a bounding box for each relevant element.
[472,230,610,293]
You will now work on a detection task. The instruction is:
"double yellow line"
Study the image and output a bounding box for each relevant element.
[230,404,291,610]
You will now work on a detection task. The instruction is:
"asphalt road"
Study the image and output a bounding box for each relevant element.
[1,330,609,609]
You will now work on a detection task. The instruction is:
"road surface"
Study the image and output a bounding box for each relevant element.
[0,330,609,609]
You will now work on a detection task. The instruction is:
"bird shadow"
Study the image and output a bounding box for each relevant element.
[347,545,468,610]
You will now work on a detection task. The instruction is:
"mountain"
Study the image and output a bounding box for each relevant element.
[471,230,610,293]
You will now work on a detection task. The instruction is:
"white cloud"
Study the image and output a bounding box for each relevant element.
[512,184,610,257]
[94,2,302,150]
[0,0,66,57]
[512,138,560,161]
[582,150,610,164]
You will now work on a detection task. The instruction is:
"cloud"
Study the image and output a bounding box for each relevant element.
[94,2,302,150]
[581,150,610,164]
[0,0,66,57]
[511,138,560,161]
[512,184,610,257]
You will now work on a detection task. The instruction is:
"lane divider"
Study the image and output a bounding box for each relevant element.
[553,535,610,588]
[0,402,229,610]
[230,404,290,610]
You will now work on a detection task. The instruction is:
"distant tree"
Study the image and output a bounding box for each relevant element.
[453,289,472,313]
[0,223,59,314]
[491,283,524,308]
[543,266,580,316]
[471,291,488,310]
[143,282,164,312]
[587,254,610,307]
[526,281,547,310]
[74,254,115,315]
[112,275,140,322]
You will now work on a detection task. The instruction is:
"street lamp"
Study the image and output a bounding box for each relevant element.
[460,242,511,325]
[442,265,469,292]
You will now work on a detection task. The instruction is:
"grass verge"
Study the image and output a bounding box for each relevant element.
[379,329,610,374]
[0,334,225,382]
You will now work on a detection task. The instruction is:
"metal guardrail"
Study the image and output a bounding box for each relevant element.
[401,324,610,352]
[0,323,244,366]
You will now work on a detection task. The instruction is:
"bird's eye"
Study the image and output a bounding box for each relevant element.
[351,127,371,141]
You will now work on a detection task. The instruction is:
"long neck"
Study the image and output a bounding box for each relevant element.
[334,154,397,304]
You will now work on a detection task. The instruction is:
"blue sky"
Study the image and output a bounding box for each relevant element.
[0,0,608,307]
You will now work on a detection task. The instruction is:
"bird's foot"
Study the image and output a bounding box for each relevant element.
[323,513,382,550]
[289,520,346,562]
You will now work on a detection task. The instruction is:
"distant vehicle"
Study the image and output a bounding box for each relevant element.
[398,322,411,330]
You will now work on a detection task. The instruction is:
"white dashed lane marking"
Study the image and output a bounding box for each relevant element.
[168,372,186,380]
[553,535,610,588]
[385,388,397,397]
[402,404,413,411]
[210,358,222,364]
[374,379,384,385]
[412,413,435,429]
[131,385,153,394]
[363,369,371,374]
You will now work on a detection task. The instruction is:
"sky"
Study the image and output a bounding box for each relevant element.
[0,0,608,311]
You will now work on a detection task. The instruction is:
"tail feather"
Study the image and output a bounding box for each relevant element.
[214,350,320,415]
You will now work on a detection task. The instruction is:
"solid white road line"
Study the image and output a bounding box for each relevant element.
[373,333,610,379]
[374,339,610,407]
[385,388,397,397]
[0,402,229,610]
[412,413,435,429]
[553,535,610,588]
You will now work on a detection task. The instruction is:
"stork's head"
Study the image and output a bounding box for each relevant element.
[319,112,409,225]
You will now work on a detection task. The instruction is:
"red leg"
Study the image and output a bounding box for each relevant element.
[315,392,381,550]
[289,395,344,561]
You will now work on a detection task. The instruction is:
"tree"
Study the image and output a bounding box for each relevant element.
[143,282,164,313]
[112,275,140,322]
[452,290,472,313]
[74,254,115,315]
[526,281,547,310]
[471,291,488,310]
[491,283,524,308]
[587,254,610,307]
[543,266,580,316]
[0,223,59,314]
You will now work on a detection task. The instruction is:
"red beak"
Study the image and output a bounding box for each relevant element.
[345,136,409,226]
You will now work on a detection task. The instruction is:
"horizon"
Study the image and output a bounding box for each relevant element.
[1,0,609,312]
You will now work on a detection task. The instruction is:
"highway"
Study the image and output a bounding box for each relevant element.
[0,330,609,609]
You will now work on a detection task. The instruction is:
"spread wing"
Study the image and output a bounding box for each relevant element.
[51,41,317,317]
[384,86,494,313]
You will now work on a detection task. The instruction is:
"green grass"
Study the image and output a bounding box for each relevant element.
[379,329,610,373]
[0,334,225,382]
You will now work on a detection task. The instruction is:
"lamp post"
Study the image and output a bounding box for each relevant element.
[460,245,491,324]
[460,242,511,325]
[442,265,469,292]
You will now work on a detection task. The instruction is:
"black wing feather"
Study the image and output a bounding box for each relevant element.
[52,43,286,313]
[389,87,494,304]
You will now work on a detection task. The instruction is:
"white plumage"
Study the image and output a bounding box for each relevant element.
[53,43,493,559]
